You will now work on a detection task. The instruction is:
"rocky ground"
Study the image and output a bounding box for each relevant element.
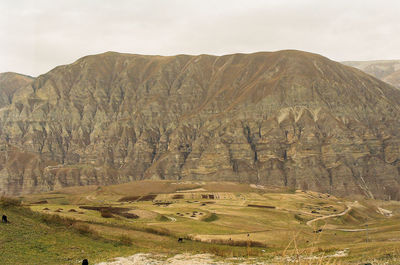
[96,253,229,265]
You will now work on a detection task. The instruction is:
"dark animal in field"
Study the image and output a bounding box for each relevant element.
[82,259,88,265]
[2,215,7,223]
[313,229,323,233]
[178,238,183,243]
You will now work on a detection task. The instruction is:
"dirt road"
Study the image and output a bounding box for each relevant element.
[306,204,352,227]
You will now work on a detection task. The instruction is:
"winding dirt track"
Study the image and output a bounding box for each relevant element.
[85,194,95,202]
[306,204,352,227]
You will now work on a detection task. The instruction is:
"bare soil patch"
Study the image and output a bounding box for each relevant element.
[79,206,139,219]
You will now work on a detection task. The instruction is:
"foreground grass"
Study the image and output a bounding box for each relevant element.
[0,204,137,265]
[0,201,274,264]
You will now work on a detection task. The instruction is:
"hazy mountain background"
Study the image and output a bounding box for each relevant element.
[342,60,400,89]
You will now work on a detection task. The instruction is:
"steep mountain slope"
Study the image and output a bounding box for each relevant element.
[0,72,34,108]
[1,50,400,199]
[342,60,400,88]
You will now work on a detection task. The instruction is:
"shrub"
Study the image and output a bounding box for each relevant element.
[72,223,93,235]
[41,213,74,226]
[144,226,172,236]
[287,187,296,194]
[118,235,133,246]
[100,210,113,218]
[157,215,169,221]
[0,196,21,207]
[202,213,218,222]
[294,214,305,222]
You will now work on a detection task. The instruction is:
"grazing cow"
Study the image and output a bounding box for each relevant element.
[82,259,88,265]
[2,215,7,223]
[313,229,323,233]
[178,238,183,243]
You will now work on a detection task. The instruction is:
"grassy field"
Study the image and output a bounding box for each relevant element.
[4,180,400,264]
[0,198,134,264]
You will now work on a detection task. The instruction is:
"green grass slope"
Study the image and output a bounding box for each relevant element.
[0,199,133,265]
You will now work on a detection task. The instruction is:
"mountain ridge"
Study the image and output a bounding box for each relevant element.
[0,72,34,108]
[342,60,400,88]
[0,50,400,200]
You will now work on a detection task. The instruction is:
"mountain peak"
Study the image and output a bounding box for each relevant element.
[0,50,400,200]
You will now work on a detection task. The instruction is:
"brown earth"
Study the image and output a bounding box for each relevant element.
[1,50,400,200]
[0,72,34,108]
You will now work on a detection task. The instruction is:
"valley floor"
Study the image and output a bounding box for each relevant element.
[4,180,400,264]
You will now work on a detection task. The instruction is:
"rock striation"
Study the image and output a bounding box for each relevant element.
[1,50,400,199]
[0,72,34,108]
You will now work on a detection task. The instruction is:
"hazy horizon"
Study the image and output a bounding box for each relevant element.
[1,0,400,76]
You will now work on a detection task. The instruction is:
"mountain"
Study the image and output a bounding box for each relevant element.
[1,50,400,199]
[342,60,400,88]
[0,72,34,108]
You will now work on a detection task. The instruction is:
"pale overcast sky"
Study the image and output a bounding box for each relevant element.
[1,0,399,76]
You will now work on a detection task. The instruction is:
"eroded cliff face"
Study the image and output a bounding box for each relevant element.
[0,72,34,108]
[1,50,400,199]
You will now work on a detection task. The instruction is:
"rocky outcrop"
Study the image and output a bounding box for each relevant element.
[342,60,400,88]
[1,50,400,199]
